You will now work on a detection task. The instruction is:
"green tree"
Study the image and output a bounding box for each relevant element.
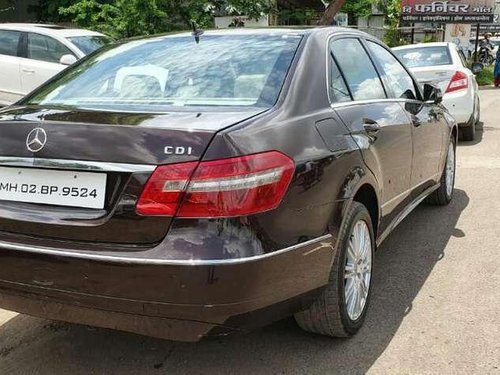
[0,0,16,13]
[340,0,373,25]
[42,0,271,38]
[376,0,405,47]
[59,0,168,37]
[28,0,73,22]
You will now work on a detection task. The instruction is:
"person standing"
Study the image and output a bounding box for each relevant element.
[494,47,500,87]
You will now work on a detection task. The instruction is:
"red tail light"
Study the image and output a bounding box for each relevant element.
[446,71,468,93]
[136,151,295,218]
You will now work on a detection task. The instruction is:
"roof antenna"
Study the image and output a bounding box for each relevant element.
[191,21,204,44]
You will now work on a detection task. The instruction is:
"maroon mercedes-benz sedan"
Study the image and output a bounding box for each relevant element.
[0,28,457,341]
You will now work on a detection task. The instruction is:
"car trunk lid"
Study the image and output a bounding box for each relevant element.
[0,106,262,245]
[410,66,456,94]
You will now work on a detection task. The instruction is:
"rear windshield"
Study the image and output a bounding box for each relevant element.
[24,34,302,112]
[393,46,452,68]
[67,35,112,55]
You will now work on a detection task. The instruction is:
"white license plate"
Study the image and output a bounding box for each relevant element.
[0,167,107,209]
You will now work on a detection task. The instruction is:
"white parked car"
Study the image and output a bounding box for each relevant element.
[0,23,111,106]
[393,42,480,141]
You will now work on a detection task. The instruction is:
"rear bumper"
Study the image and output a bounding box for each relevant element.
[0,235,335,342]
[443,90,474,125]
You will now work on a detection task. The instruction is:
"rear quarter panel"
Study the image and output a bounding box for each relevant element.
[166,31,380,260]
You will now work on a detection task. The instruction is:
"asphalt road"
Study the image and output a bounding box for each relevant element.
[1,90,499,374]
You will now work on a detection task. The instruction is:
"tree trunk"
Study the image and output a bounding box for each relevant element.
[318,0,346,26]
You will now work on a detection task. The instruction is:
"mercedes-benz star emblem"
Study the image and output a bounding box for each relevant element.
[26,128,47,153]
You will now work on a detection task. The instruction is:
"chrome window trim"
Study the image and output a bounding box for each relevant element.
[326,33,425,107]
[0,156,156,172]
[330,98,423,109]
[0,234,333,266]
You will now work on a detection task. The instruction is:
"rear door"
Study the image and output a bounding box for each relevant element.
[329,37,413,228]
[19,32,72,93]
[0,29,23,104]
[366,40,444,195]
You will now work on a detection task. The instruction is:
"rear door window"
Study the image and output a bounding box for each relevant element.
[367,41,419,100]
[0,30,21,57]
[328,54,351,103]
[27,33,75,64]
[330,38,386,101]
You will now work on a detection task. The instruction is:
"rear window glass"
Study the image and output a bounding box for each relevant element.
[24,34,302,113]
[393,46,452,68]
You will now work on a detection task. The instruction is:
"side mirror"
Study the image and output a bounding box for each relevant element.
[471,62,484,75]
[423,83,443,104]
[59,54,78,66]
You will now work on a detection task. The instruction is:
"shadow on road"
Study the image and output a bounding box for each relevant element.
[0,190,470,374]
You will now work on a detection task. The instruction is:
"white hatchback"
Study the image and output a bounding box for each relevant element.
[0,23,111,106]
[393,42,480,141]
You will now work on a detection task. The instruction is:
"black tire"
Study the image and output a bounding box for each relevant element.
[427,137,455,206]
[294,201,375,337]
[474,97,481,126]
[462,97,479,142]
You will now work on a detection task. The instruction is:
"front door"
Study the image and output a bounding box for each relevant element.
[364,40,445,196]
[19,32,72,94]
[404,101,445,195]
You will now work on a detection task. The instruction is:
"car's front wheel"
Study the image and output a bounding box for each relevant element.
[294,201,374,337]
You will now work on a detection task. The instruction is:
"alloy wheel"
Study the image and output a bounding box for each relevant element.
[445,142,455,198]
[344,219,372,321]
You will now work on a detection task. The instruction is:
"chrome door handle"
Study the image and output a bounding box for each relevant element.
[363,118,380,134]
[22,68,35,74]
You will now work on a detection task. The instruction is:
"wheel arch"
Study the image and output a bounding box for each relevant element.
[329,164,381,247]
[352,183,379,238]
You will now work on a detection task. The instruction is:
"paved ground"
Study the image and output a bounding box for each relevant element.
[1,91,499,374]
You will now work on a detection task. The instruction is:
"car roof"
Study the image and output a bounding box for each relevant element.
[170,26,357,35]
[124,26,370,44]
[0,23,104,37]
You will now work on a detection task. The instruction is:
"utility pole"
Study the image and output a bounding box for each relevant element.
[474,23,480,62]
